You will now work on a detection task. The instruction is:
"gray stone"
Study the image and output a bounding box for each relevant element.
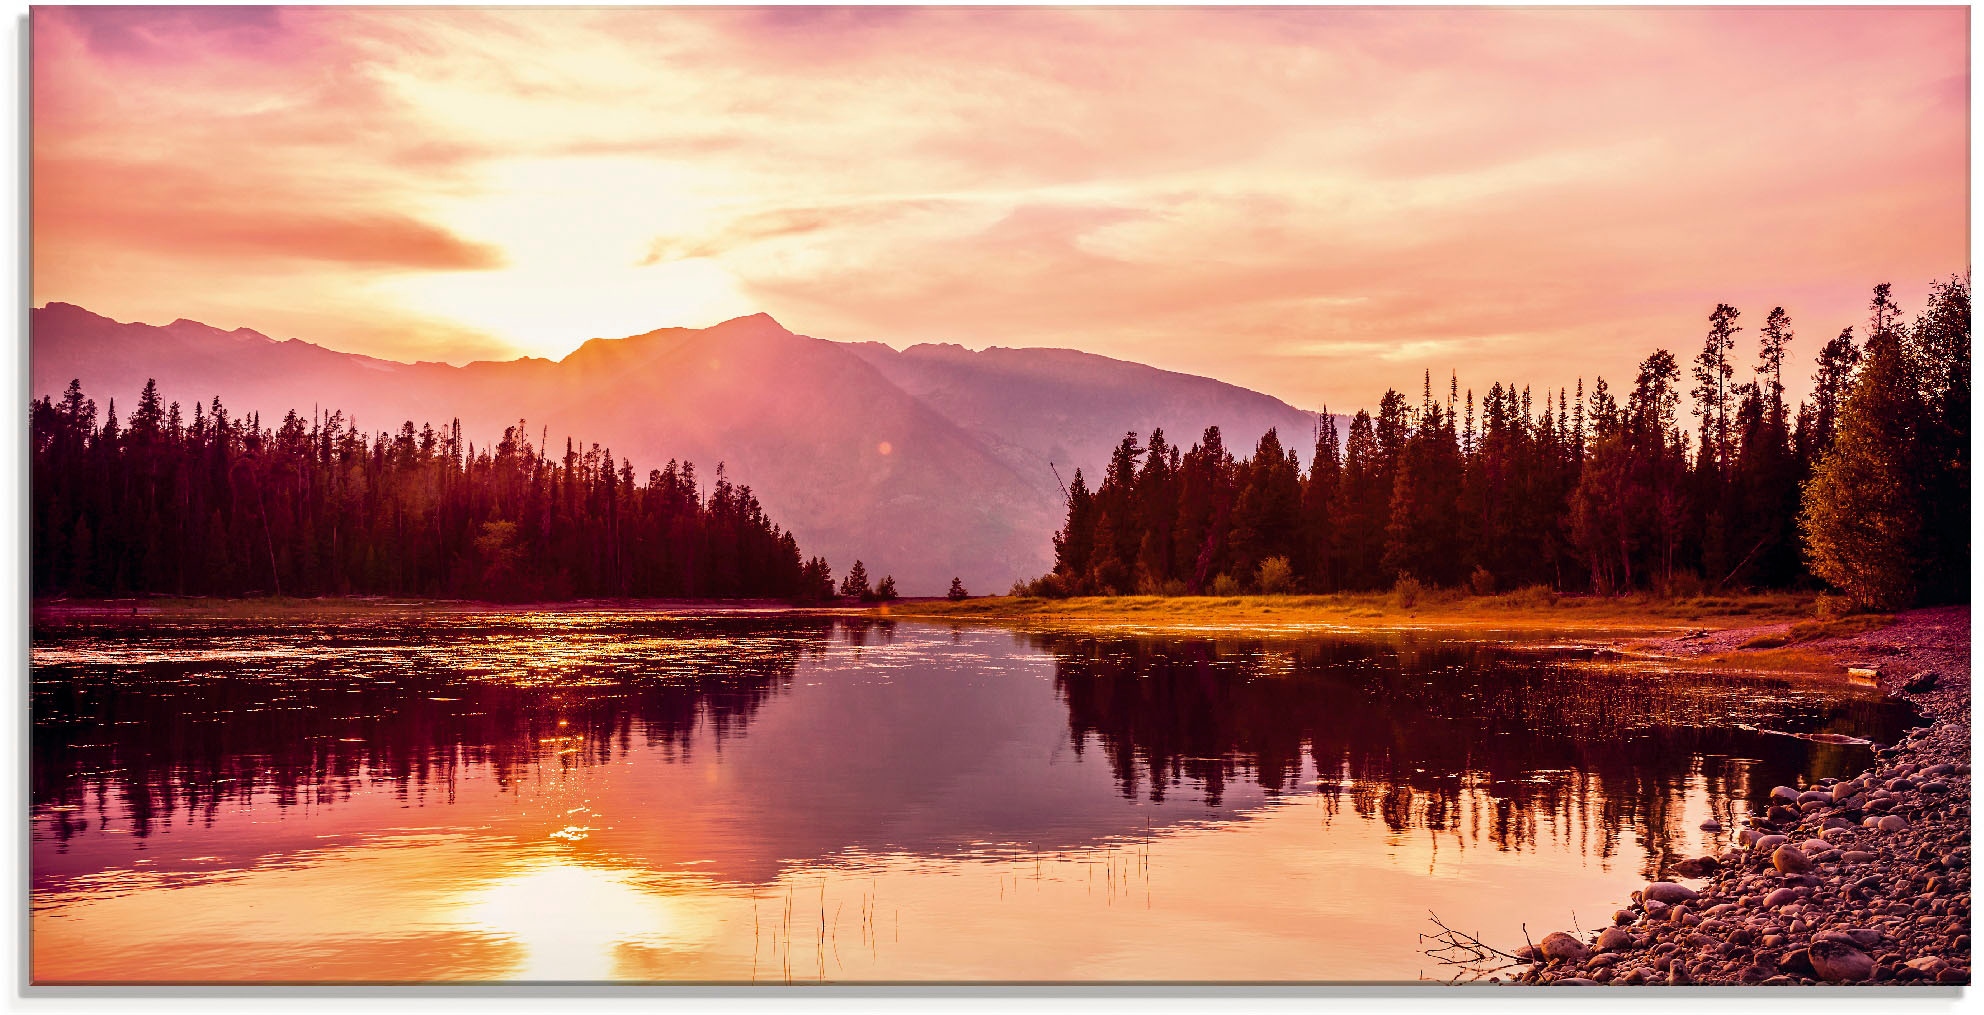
[1772,845,1813,874]
[1643,882,1698,906]
[1808,940,1876,982]
[1840,928,1883,948]
[1539,931,1590,963]
[1595,926,1633,952]
[1877,814,1909,832]
[1763,887,1806,907]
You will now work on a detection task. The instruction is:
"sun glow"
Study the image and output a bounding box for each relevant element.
[455,860,688,981]
[380,156,759,360]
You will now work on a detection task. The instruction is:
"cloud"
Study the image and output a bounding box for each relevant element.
[30,6,1970,408]
[38,158,504,270]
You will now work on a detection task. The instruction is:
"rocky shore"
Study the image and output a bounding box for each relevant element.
[1513,605,1971,987]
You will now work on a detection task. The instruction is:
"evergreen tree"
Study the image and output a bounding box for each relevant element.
[839,559,873,600]
[31,382,814,601]
[947,577,969,600]
[1804,327,1861,460]
[1300,412,1340,590]
[1800,327,1925,609]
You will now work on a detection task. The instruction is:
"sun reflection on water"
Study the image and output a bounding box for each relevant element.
[454,861,688,981]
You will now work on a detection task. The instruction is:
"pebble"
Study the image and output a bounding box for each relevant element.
[1539,931,1589,963]
[1500,610,1969,989]
[1764,887,1805,907]
[1808,940,1876,982]
[1643,882,1698,906]
[1772,845,1813,874]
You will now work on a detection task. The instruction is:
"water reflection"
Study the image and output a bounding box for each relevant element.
[29,611,1918,983]
[1038,633,1912,872]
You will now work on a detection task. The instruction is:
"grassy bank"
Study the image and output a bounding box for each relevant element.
[31,595,856,621]
[883,590,1836,637]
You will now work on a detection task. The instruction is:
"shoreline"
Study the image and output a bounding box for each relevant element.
[29,595,881,621]
[1510,604,1971,986]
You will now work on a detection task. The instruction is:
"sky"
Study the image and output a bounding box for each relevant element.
[32,5,1970,413]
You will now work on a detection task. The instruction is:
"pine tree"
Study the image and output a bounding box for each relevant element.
[874,574,899,601]
[1300,411,1340,591]
[839,559,873,600]
[1800,327,1924,609]
[1805,327,1861,460]
[947,577,968,600]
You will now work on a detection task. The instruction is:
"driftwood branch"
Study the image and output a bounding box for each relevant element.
[1418,910,1529,982]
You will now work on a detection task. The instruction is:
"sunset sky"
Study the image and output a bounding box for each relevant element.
[32,5,1969,412]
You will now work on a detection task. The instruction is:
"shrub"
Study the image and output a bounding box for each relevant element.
[1031,572,1078,599]
[1504,585,1559,609]
[1658,569,1705,599]
[1209,573,1242,597]
[1255,556,1295,595]
[1468,565,1496,596]
[1391,573,1426,608]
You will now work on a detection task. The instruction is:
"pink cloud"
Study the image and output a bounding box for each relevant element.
[30,6,1969,411]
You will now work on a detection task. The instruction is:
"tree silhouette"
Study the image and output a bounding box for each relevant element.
[1026,278,1967,606]
[839,559,872,600]
[31,386,816,601]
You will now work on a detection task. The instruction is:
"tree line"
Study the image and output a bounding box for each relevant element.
[1037,278,1968,609]
[31,383,838,601]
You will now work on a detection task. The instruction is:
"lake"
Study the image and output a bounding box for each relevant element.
[29,609,1919,983]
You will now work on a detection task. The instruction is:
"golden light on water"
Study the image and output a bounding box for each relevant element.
[454,861,687,981]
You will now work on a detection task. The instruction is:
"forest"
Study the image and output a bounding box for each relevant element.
[29,386,837,601]
[1037,278,1969,611]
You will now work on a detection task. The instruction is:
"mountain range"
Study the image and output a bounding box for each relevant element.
[32,303,1326,594]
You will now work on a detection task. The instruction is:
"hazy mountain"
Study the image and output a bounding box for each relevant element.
[32,303,1325,594]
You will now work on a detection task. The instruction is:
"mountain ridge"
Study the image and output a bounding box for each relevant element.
[33,303,1328,594]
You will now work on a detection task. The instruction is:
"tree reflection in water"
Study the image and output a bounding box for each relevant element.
[34,615,1916,885]
[1037,633,1918,875]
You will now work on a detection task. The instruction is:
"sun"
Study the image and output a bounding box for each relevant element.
[379,155,761,361]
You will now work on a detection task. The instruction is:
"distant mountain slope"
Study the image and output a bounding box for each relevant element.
[845,341,1329,499]
[32,304,1327,594]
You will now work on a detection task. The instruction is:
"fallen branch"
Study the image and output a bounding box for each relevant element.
[1418,909,1529,982]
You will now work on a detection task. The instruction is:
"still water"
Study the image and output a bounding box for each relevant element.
[30,609,1917,983]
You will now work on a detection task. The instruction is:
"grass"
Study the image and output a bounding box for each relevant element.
[883,590,1820,637]
[32,594,852,621]
[1694,646,1850,675]
[1737,613,1896,649]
